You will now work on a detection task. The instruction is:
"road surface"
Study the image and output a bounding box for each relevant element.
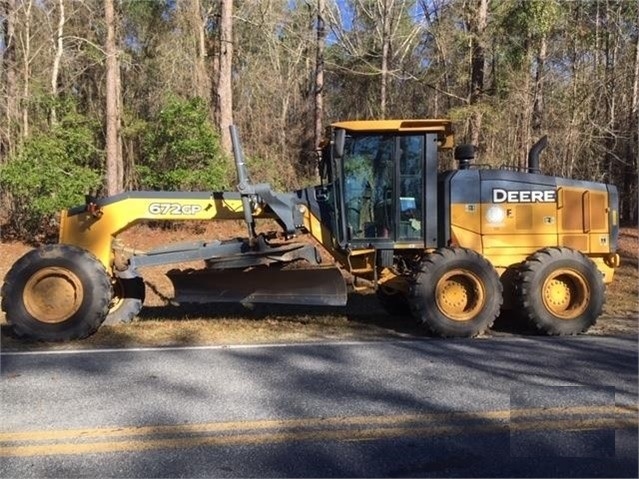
[1,335,637,477]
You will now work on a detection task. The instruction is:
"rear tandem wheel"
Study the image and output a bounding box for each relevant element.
[515,247,604,335]
[1,244,112,341]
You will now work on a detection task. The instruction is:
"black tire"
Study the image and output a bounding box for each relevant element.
[409,247,503,337]
[1,244,112,341]
[515,247,604,335]
[376,284,411,316]
[102,276,145,325]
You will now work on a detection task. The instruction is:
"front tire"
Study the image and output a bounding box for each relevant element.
[515,247,604,335]
[410,248,502,337]
[1,245,112,341]
[376,284,411,315]
[103,276,145,325]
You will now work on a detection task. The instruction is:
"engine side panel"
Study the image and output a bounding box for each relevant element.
[443,169,619,281]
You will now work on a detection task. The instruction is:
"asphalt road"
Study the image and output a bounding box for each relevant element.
[1,335,637,478]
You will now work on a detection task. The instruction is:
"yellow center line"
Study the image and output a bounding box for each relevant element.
[2,405,635,444]
[1,416,636,458]
[0,410,510,442]
[1,405,636,458]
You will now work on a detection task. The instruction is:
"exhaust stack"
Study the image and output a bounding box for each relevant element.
[528,135,548,174]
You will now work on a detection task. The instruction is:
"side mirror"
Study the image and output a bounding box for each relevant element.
[333,129,345,158]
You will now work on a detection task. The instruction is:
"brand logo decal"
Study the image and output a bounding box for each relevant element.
[492,189,556,204]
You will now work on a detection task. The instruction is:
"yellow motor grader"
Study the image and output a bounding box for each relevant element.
[1,120,620,341]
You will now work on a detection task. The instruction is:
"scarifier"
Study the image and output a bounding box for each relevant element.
[1,120,620,341]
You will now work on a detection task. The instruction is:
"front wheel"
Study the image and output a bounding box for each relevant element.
[515,247,604,335]
[376,284,411,316]
[103,276,145,325]
[1,245,112,341]
[410,248,503,337]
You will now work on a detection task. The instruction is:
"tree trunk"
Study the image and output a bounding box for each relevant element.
[21,0,33,139]
[379,0,392,119]
[627,10,639,223]
[50,0,64,126]
[532,33,547,135]
[468,0,488,148]
[104,0,123,195]
[633,12,639,117]
[217,0,233,155]
[190,0,210,103]
[314,0,325,151]
[2,0,18,159]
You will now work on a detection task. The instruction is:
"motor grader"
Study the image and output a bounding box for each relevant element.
[1,120,620,341]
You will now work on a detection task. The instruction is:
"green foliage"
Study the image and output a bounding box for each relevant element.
[500,0,561,69]
[139,96,229,191]
[0,110,102,239]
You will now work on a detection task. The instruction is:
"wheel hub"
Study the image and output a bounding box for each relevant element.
[542,269,589,319]
[435,269,484,321]
[23,267,83,324]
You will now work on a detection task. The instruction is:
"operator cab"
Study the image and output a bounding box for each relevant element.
[320,120,453,250]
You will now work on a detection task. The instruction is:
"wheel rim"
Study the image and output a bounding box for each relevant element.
[23,267,84,324]
[108,278,124,313]
[435,269,485,321]
[542,268,590,319]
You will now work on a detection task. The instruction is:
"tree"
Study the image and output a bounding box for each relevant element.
[314,0,325,151]
[188,0,212,104]
[49,0,64,125]
[216,0,233,155]
[104,0,122,195]
[325,0,423,119]
[19,0,32,138]
[1,0,18,159]
[467,0,488,147]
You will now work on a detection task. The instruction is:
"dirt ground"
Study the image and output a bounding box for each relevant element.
[0,223,637,348]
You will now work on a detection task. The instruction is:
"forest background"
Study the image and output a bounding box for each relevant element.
[0,0,637,239]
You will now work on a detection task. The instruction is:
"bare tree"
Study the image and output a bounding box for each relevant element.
[189,0,211,103]
[325,0,423,118]
[216,0,233,155]
[19,0,32,138]
[467,0,488,147]
[2,0,18,158]
[314,0,325,151]
[50,0,64,125]
[104,0,122,195]
[379,0,392,118]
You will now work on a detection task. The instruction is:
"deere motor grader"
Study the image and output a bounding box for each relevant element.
[1,120,620,341]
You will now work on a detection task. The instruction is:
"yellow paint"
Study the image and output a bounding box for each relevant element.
[450,225,482,252]
[59,196,264,272]
[331,119,454,149]
[450,204,481,237]
[449,196,616,281]
[591,257,617,283]
[481,202,557,236]
[1,406,635,458]
[302,210,345,266]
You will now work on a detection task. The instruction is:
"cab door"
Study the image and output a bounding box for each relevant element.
[397,135,425,243]
[340,133,396,246]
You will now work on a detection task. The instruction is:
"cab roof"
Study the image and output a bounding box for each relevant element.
[330,119,454,149]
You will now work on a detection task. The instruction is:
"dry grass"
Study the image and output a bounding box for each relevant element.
[592,228,639,336]
[1,224,637,350]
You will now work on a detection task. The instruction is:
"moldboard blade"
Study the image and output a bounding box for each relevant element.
[167,266,348,306]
